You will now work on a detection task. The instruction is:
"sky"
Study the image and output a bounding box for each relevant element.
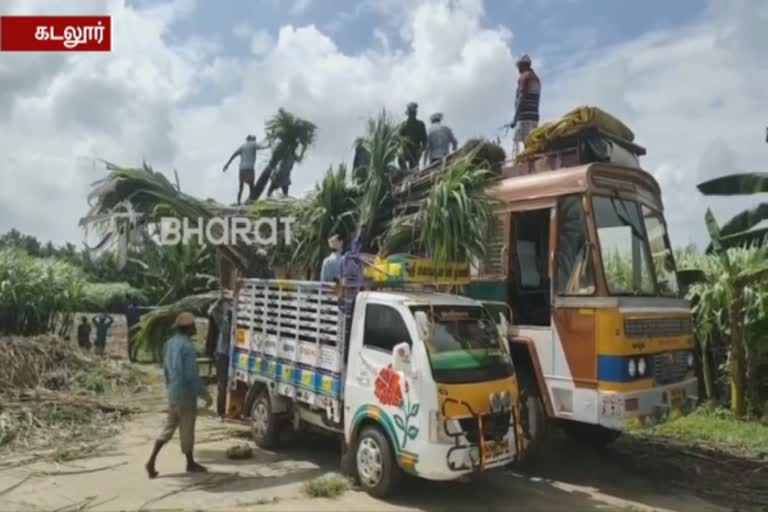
[0,0,766,250]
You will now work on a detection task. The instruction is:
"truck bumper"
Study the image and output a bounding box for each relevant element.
[597,377,699,430]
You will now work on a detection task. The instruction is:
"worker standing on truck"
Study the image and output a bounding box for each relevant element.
[424,112,458,166]
[145,312,212,478]
[399,102,427,171]
[511,54,541,155]
[321,234,343,282]
[222,134,270,206]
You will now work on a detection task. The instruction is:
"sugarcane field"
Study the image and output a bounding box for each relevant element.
[2,2,768,512]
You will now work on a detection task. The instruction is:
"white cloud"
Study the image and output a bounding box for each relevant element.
[249,30,274,56]
[1,0,766,254]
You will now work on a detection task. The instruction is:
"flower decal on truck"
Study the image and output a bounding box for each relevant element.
[374,365,403,406]
[374,365,419,449]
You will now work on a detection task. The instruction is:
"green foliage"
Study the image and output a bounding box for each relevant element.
[698,173,768,249]
[133,291,221,359]
[302,475,351,498]
[645,404,768,458]
[355,110,403,250]
[264,108,317,162]
[0,248,86,335]
[385,151,498,263]
[0,248,144,335]
[291,164,359,277]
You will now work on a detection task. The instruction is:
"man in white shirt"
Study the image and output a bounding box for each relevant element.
[424,113,458,166]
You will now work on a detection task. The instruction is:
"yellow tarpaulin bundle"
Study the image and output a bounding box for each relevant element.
[518,106,634,161]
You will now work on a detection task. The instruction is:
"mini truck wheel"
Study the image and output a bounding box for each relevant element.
[250,391,280,449]
[355,426,401,498]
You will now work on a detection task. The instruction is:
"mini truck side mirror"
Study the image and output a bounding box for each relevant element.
[392,342,412,374]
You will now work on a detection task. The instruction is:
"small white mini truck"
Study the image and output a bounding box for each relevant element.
[225,278,524,497]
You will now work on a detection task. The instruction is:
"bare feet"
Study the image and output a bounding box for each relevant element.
[186,461,207,473]
[145,462,158,479]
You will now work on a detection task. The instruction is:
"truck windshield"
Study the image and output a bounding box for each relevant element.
[592,196,656,295]
[642,205,679,296]
[410,305,513,384]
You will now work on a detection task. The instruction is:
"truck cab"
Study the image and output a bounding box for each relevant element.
[226,278,522,498]
[466,162,698,448]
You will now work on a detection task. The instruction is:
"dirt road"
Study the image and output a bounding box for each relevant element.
[0,371,740,512]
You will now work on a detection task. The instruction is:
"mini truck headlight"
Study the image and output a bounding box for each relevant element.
[628,358,637,378]
[637,357,647,376]
[500,390,512,410]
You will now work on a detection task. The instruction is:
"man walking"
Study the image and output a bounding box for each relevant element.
[146,312,212,478]
[223,134,270,205]
[423,113,458,166]
[321,234,343,282]
[92,313,113,356]
[77,316,91,351]
[510,54,541,156]
[399,102,427,171]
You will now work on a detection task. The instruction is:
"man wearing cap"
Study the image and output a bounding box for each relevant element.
[321,234,343,282]
[424,112,458,166]
[399,102,428,171]
[145,312,212,478]
[222,134,271,206]
[511,54,541,155]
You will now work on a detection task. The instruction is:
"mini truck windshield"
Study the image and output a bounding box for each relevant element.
[410,305,513,384]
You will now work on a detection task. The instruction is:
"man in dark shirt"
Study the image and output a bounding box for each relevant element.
[511,54,541,156]
[77,316,91,351]
[399,102,427,171]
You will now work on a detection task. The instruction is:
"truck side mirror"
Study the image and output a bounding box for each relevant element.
[392,342,412,374]
[414,311,430,340]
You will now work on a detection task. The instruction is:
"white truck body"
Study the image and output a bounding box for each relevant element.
[229,279,523,496]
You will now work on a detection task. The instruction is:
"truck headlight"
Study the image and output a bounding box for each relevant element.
[637,357,647,376]
[429,410,460,444]
[628,359,637,378]
[687,352,694,368]
[500,390,512,410]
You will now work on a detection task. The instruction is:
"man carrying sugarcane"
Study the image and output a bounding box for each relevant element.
[92,313,113,356]
[222,134,271,206]
[399,102,427,171]
[146,312,212,478]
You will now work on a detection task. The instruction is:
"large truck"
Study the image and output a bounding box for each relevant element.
[392,118,699,454]
[464,127,699,449]
[224,271,524,498]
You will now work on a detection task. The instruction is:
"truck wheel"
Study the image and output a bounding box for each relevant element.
[516,376,550,469]
[560,420,621,448]
[355,426,401,498]
[251,392,279,449]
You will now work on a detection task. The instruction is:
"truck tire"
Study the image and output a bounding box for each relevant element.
[516,377,549,468]
[355,426,401,498]
[559,420,621,448]
[250,392,280,449]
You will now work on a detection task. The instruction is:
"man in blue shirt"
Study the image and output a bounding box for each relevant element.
[145,312,212,478]
[92,313,114,356]
[222,134,271,205]
[320,234,343,282]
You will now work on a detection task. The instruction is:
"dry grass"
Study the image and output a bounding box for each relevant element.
[302,474,352,499]
[0,335,146,454]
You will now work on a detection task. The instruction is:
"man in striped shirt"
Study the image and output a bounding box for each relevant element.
[511,54,541,155]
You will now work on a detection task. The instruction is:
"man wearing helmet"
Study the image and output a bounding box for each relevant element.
[399,102,428,171]
[511,54,541,155]
[424,112,458,166]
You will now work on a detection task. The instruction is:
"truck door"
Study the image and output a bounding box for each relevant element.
[508,207,555,377]
[344,298,414,427]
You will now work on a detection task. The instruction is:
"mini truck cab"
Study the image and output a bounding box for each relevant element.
[225,276,522,498]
